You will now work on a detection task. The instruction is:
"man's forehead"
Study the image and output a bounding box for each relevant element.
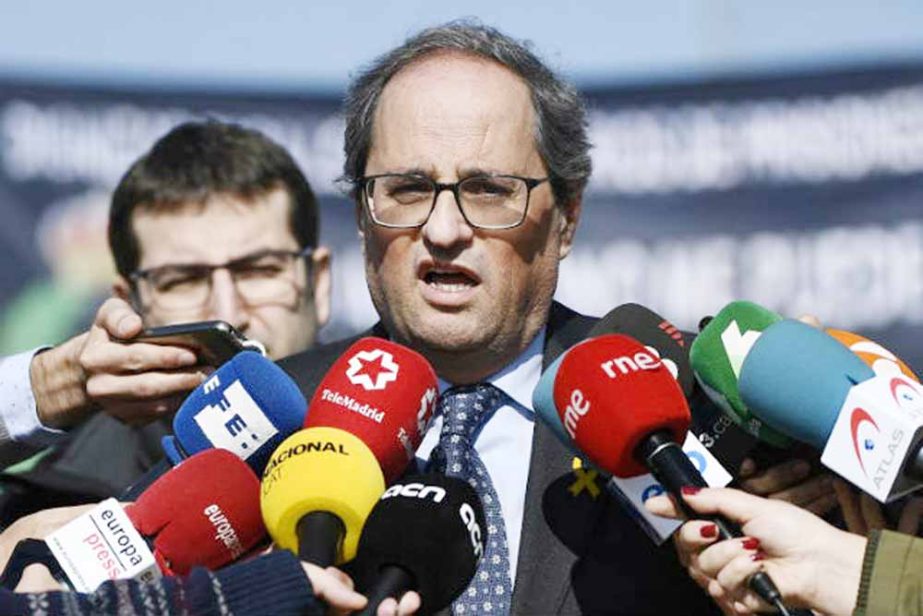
[369,53,542,175]
[132,188,299,267]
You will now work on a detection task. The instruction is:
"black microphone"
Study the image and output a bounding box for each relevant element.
[353,474,487,615]
[587,303,760,473]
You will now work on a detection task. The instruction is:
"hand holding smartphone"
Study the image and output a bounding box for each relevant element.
[131,321,266,366]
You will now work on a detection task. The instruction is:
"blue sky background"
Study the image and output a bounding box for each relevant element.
[1,0,922,91]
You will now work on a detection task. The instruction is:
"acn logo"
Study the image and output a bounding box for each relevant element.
[850,407,880,476]
[346,349,399,391]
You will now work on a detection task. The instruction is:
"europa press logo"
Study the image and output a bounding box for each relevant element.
[346,348,400,391]
[849,407,880,476]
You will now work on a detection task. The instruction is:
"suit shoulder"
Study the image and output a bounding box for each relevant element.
[277,335,362,399]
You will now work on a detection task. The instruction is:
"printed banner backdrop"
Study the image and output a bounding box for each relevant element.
[1,63,922,370]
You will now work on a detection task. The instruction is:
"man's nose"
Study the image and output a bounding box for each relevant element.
[207,268,250,332]
[421,189,475,249]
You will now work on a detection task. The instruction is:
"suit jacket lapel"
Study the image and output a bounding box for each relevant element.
[510,302,597,614]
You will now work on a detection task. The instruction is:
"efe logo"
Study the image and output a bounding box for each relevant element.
[346,349,399,391]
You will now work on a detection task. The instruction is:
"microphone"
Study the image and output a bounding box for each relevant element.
[690,301,793,448]
[43,449,265,591]
[261,338,437,567]
[353,474,486,615]
[533,333,791,614]
[124,352,307,499]
[535,304,737,543]
[826,328,920,382]
[124,449,266,575]
[260,427,385,567]
[738,320,923,502]
[163,351,308,472]
[303,337,438,483]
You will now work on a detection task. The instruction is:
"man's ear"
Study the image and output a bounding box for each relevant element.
[310,246,332,327]
[557,195,583,260]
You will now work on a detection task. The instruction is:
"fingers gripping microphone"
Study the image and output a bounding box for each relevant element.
[738,320,923,502]
[354,474,487,615]
[260,427,385,567]
[125,449,266,575]
[303,337,438,483]
[690,301,792,447]
[534,334,791,615]
[162,351,308,473]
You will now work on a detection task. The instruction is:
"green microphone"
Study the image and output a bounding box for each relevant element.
[689,301,792,448]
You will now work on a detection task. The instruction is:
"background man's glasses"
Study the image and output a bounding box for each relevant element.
[130,247,313,311]
[359,173,549,230]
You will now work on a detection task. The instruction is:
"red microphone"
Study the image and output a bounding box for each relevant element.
[544,334,790,614]
[304,337,438,482]
[552,334,689,478]
[126,449,266,575]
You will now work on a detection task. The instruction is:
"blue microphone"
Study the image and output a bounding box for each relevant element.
[162,351,307,473]
[738,320,875,448]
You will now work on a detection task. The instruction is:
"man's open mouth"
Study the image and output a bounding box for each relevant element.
[420,263,481,293]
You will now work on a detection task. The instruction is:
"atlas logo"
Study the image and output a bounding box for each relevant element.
[346,349,399,391]
[890,377,923,412]
[600,348,663,379]
[381,483,446,503]
[850,407,880,476]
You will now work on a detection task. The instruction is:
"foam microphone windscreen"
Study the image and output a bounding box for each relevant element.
[738,320,875,448]
[304,337,438,483]
[826,328,920,382]
[689,300,791,447]
[540,334,690,478]
[589,303,693,396]
[260,427,385,563]
[163,351,307,474]
[124,449,265,575]
[354,474,486,613]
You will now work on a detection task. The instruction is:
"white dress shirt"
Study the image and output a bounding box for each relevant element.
[415,328,545,587]
[0,348,67,453]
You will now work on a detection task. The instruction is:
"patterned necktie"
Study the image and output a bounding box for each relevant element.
[428,383,513,615]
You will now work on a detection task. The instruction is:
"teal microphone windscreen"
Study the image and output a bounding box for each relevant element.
[738,320,875,448]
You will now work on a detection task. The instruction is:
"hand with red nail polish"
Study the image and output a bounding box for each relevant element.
[645,487,866,616]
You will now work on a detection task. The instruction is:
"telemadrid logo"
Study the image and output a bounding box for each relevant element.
[346,349,399,391]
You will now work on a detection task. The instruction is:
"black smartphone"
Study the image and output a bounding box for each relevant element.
[132,320,265,366]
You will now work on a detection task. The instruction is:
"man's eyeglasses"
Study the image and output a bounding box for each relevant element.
[359,173,549,230]
[130,247,313,311]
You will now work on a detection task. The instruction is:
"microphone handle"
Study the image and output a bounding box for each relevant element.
[296,511,346,568]
[638,431,798,616]
[356,565,416,616]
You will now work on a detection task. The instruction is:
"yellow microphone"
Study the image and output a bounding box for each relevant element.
[260,426,385,566]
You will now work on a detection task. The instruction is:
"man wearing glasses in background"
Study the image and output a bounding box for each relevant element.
[0,120,331,513]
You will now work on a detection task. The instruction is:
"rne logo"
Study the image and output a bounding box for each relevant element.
[346,349,399,391]
[599,348,663,379]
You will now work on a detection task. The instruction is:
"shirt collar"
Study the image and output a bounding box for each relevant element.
[437,326,546,416]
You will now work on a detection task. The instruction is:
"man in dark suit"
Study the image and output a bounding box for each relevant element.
[279,21,722,615]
